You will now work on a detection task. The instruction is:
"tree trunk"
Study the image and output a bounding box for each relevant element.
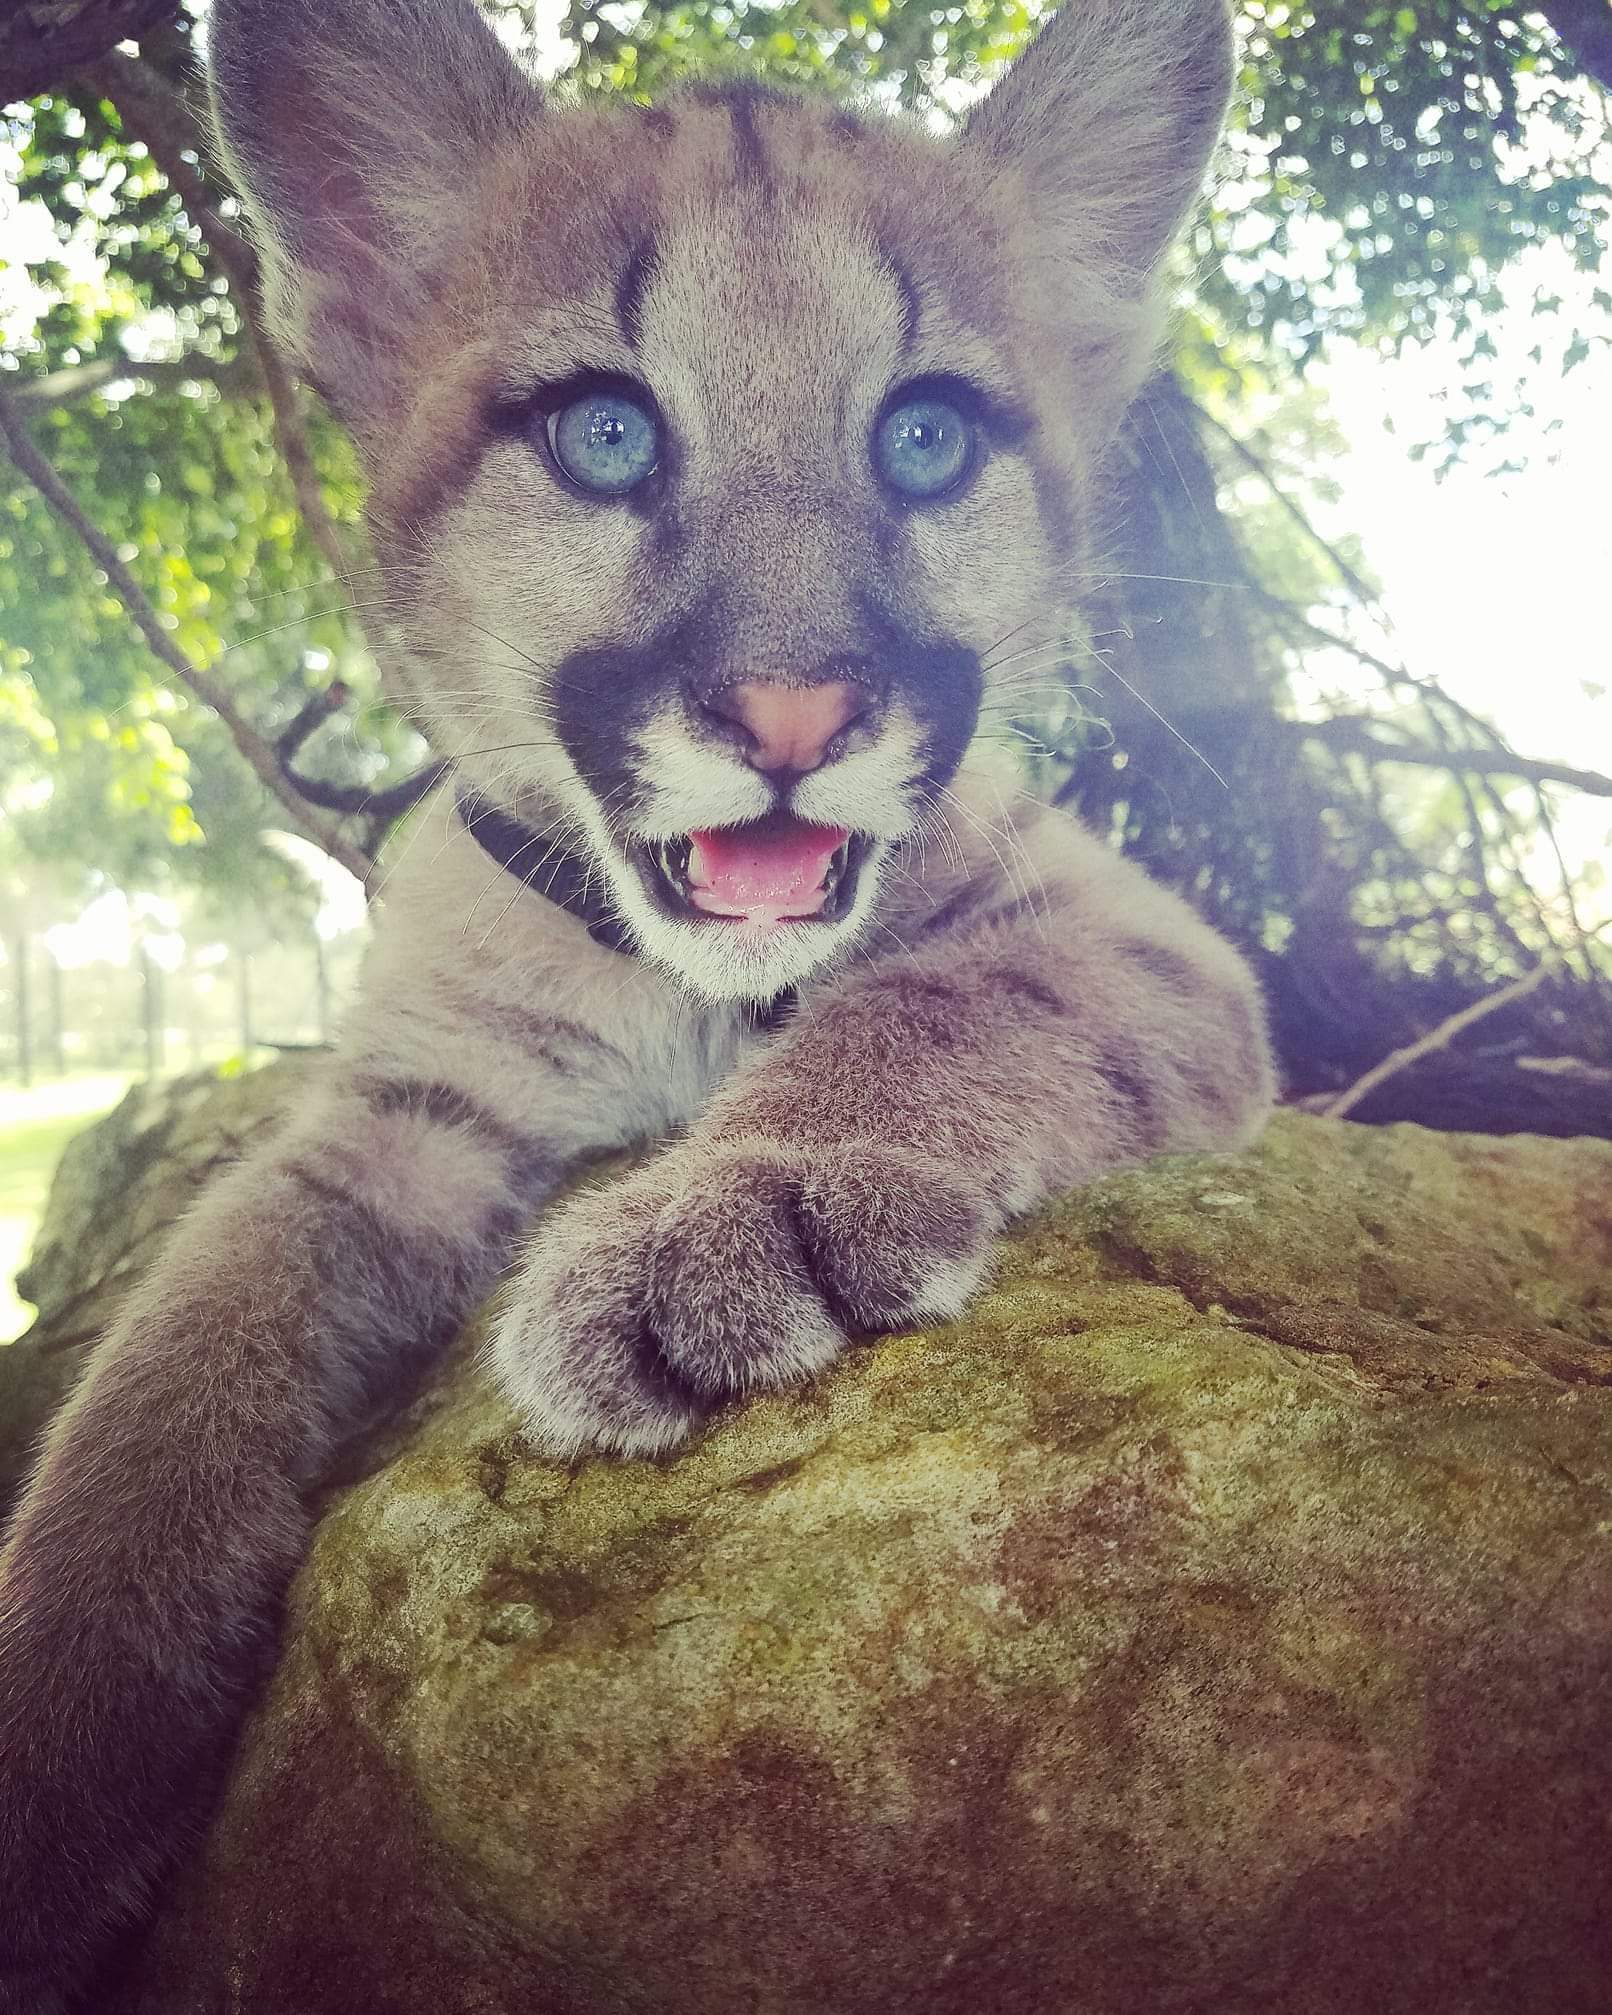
[10,936,32,1089]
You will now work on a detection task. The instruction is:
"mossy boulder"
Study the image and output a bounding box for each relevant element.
[96,1111,1612,2014]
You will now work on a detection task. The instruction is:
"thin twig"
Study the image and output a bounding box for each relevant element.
[1320,960,1556,1120]
[0,386,374,884]
[274,683,351,764]
[1194,403,1391,626]
[288,760,449,820]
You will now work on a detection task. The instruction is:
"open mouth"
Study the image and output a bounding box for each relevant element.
[630,812,870,929]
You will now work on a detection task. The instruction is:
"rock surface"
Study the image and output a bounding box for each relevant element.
[77,1108,1612,2014]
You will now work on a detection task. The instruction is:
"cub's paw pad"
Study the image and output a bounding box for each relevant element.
[492,1141,996,1458]
[489,1181,702,1461]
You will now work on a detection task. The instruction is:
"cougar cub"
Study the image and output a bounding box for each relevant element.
[0,0,1270,2002]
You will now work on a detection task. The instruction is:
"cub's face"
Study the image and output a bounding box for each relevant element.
[212,0,1233,1000]
[379,95,1092,1001]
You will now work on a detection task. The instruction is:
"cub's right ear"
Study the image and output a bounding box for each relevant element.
[209,0,539,431]
[964,0,1234,291]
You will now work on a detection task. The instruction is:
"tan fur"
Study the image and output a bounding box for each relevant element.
[0,4,1267,2005]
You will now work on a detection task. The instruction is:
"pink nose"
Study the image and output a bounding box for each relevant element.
[707,679,865,774]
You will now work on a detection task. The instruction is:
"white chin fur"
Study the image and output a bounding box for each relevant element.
[629,844,886,1001]
[559,758,894,1003]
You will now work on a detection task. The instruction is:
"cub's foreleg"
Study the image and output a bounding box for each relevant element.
[0,1070,565,2012]
[495,812,1274,1457]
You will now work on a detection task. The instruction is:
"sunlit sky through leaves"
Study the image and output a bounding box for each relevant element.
[1313,242,1611,926]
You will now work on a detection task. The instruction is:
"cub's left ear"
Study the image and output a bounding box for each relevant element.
[209,0,540,434]
[964,0,1234,292]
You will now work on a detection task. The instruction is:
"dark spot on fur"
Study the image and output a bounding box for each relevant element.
[751,988,800,1036]
[872,973,972,1056]
[548,599,726,814]
[889,975,967,1013]
[1120,940,1202,996]
[874,236,922,355]
[551,592,982,828]
[915,881,1001,938]
[993,967,1067,1016]
[1177,1065,1242,1126]
[973,893,1052,933]
[430,981,627,1077]
[353,1075,557,1196]
[281,1156,512,1411]
[1029,453,1079,556]
[1093,1041,1169,1152]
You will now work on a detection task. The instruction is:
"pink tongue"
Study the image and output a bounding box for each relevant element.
[687,821,849,926]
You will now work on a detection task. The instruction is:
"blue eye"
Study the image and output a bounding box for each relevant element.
[547,389,659,496]
[874,393,975,501]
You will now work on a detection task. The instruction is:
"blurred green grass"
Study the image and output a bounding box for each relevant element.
[0,1073,133,1342]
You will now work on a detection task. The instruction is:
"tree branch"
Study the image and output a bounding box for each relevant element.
[7,352,257,412]
[274,684,351,766]
[270,680,445,826]
[237,316,358,590]
[1320,961,1557,1120]
[1253,591,1570,757]
[1287,715,1612,801]
[1,0,180,103]
[0,386,375,885]
[1195,403,1390,626]
[286,761,449,821]
[87,53,395,678]
[85,47,414,800]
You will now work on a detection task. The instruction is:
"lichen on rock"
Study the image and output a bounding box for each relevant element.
[83,1109,1612,2014]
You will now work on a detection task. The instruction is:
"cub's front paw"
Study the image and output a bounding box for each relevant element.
[491,1139,995,1459]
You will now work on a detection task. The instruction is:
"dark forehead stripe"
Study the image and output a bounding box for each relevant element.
[719,81,781,193]
[875,238,922,356]
[615,236,659,351]
[728,93,770,190]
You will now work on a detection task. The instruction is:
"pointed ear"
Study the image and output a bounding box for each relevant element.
[209,0,540,430]
[964,0,1234,292]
